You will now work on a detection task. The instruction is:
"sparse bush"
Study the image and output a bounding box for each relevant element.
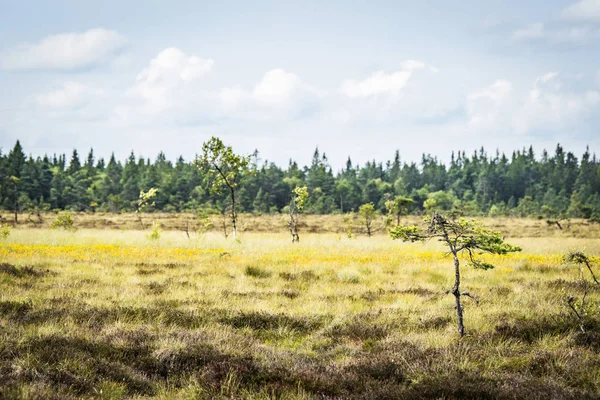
[244,266,271,278]
[0,223,10,240]
[50,212,77,231]
[147,221,161,240]
[342,212,355,238]
[196,210,213,234]
[565,251,599,285]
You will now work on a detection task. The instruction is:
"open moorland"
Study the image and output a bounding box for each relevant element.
[1,217,600,399]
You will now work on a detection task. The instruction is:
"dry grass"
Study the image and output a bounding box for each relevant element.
[9,211,600,238]
[1,222,600,399]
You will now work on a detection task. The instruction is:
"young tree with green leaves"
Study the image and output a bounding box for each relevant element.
[389,213,521,336]
[135,188,157,229]
[194,137,254,241]
[358,203,376,237]
[385,195,414,226]
[288,186,308,242]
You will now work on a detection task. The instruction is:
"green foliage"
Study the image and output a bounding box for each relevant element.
[288,186,309,242]
[195,137,253,195]
[342,212,356,238]
[388,225,421,242]
[147,221,161,240]
[194,137,254,240]
[135,188,158,229]
[390,212,521,335]
[50,212,77,232]
[390,215,522,267]
[358,203,375,218]
[564,251,599,285]
[244,265,272,278]
[2,140,600,219]
[358,203,376,237]
[195,210,213,234]
[385,196,414,225]
[137,188,157,213]
[565,251,591,265]
[292,186,309,210]
[423,191,457,212]
[0,223,10,240]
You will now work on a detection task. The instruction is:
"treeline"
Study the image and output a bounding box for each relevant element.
[1,140,600,220]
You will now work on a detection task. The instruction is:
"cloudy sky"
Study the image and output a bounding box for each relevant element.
[1,0,599,168]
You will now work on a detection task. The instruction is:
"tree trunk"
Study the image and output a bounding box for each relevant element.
[230,189,237,241]
[451,252,465,336]
[289,213,296,243]
[136,213,145,230]
[585,260,600,285]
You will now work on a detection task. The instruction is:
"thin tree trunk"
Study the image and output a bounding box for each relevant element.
[585,260,600,285]
[230,189,237,241]
[222,214,228,238]
[136,212,145,230]
[451,251,465,336]
[289,213,295,242]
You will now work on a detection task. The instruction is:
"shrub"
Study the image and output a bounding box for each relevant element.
[244,265,271,278]
[50,212,77,231]
[0,223,10,240]
[147,221,161,240]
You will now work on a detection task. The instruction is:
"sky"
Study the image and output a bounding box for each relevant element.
[1,0,599,170]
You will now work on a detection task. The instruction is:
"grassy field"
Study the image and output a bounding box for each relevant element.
[1,224,600,399]
[9,211,600,238]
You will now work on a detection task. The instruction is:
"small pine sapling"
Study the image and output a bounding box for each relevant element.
[565,251,599,285]
[389,212,521,336]
[563,252,600,333]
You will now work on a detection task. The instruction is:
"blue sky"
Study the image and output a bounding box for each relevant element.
[1,0,599,169]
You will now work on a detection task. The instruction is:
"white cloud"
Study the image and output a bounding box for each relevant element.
[341,70,412,98]
[253,69,302,102]
[562,0,600,21]
[512,21,600,45]
[35,82,105,110]
[133,47,213,107]
[119,50,315,125]
[340,60,437,98]
[513,23,544,40]
[218,69,320,120]
[466,80,513,128]
[0,29,126,71]
[516,72,600,132]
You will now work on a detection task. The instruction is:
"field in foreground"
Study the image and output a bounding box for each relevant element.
[1,229,600,399]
